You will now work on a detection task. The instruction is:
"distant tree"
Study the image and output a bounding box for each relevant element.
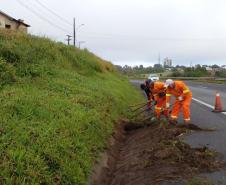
[115,65,123,72]
[212,64,220,68]
[172,68,178,72]
[154,64,162,68]
[215,71,226,78]
[195,64,202,69]
[176,65,186,69]
[139,65,144,69]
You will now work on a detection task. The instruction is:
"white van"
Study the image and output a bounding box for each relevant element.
[148,74,159,81]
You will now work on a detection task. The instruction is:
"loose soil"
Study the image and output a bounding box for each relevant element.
[90,120,224,185]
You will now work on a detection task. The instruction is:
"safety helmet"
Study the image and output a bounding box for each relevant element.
[164,79,174,88]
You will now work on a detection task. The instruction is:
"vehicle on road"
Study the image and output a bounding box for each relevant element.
[148,74,159,81]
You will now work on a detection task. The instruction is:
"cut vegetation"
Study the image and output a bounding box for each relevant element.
[0,30,143,185]
[92,120,224,185]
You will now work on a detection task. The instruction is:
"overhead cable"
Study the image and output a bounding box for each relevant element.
[17,0,70,34]
[34,0,72,26]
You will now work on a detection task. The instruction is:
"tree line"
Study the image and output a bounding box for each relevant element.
[115,64,226,78]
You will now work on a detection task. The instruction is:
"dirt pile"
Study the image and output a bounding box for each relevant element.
[91,121,224,185]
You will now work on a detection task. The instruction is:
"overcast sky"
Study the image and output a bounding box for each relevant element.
[1,0,226,66]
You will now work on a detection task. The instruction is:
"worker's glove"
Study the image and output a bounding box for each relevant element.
[178,96,183,101]
[146,107,151,112]
[158,92,166,98]
[166,103,170,109]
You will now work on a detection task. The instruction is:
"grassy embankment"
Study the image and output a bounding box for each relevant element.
[0,30,143,185]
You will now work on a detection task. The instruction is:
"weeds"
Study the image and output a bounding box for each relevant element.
[0,30,143,184]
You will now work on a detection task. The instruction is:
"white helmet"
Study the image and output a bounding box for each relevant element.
[164,79,174,88]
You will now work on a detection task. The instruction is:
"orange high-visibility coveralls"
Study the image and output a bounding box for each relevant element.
[151,81,168,119]
[166,81,192,122]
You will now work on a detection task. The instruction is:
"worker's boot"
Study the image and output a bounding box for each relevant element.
[184,120,190,125]
[150,117,158,124]
[169,119,178,126]
[160,117,168,128]
[163,109,169,118]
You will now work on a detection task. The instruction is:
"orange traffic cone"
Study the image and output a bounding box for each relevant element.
[213,92,224,112]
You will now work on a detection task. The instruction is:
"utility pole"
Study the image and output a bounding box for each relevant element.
[78,41,85,49]
[73,18,84,47]
[66,35,72,45]
[158,53,161,65]
[73,17,76,47]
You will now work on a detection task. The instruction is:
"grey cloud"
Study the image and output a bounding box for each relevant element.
[1,0,226,66]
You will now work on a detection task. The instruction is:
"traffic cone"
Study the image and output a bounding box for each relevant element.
[213,92,225,112]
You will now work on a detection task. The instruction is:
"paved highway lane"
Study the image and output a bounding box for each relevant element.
[182,81,226,153]
[186,81,226,111]
[182,82,226,184]
[131,80,226,184]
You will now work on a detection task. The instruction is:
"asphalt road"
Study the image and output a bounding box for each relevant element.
[131,80,226,184]
[181,81,226,184]
[182,81,226,154]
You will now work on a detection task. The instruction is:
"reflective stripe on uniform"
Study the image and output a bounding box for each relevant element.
[155,106,162,110]
[171,115,178,119]
[184,118,190,121]
[166,94,171,97]
[183,89,190,93]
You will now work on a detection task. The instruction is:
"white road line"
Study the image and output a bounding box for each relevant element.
[192,98,226,116]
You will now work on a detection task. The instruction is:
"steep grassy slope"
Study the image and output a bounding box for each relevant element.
[0,30,143,185]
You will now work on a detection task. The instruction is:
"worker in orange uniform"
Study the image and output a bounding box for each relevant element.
[164,79,192,124]
[149,81,169,120]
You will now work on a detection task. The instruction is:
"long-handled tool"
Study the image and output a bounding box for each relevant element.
[131,103,155,112]
[140,111,155,122]
[130,100,158,112]
[129,101,150,108]
[130,102,149,112]
[130,101,157,118]
[130,108,149,119]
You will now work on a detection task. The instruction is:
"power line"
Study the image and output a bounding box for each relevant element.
[80,32,226,41]
[26,0,72,29]
[34,0,72,26]
[16,0,70,34]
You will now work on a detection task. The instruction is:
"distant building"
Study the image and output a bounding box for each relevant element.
[0,10,30,33]
[165,67,172,71]
[154,64,162,68]
[205,67,213,72]
[205,66,222,76]
[163,57,172,67]
[176,67,184,73]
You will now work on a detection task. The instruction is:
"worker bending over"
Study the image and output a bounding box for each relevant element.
[164,79,192,124]
[140,79,154,110]
[140,79,152,100]
[149,81,169,120]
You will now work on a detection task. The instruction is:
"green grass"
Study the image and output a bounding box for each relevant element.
[0,30,143,184]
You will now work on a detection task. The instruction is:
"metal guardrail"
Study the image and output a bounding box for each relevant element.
[160,77,226,81]
[129,76,226,81]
